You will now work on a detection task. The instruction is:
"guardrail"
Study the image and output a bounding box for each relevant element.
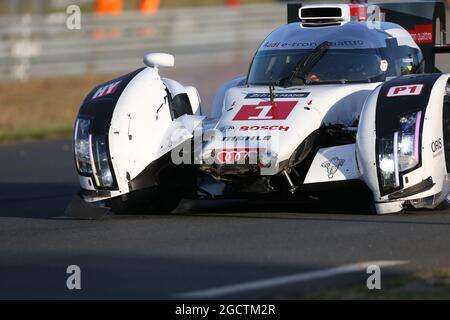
[0,3,286,81]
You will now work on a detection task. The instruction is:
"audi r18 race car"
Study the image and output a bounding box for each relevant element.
[68,1,450,217]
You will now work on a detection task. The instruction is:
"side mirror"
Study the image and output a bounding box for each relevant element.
[143,53,175,69]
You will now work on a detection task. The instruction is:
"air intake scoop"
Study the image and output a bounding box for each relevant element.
[299,4,368,27]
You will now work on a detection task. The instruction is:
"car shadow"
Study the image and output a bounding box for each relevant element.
[1,182,449,226]
[0,182,78,219]
[171,198,450,227]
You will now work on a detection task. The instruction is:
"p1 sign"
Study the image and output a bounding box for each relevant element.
[386,84,424,97]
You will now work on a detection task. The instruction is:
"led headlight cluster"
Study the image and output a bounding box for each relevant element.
[397,112,422,171]
[91,136,115,188]
[74,118,117,189]
[378,137,396,190]
[74,118,92,174]
[378,111,422,194]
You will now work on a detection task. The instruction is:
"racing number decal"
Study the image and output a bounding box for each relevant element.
[386,84,424,97]
[233,101,298,121]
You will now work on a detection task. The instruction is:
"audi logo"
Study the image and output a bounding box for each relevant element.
[216,149,260,164]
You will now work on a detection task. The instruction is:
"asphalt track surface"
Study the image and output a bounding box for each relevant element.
[1,139,450,299]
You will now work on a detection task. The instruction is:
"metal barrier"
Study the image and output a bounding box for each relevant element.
[0,3,286,81]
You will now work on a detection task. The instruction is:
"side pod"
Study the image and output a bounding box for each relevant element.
[357,74,450,214]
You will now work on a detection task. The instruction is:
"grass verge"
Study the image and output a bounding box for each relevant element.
[0,74,117,143]
[301,269,450,300]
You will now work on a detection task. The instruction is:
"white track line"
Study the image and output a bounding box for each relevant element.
[174,260,408,299]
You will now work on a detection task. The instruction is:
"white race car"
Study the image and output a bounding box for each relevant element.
[69,1,450,216]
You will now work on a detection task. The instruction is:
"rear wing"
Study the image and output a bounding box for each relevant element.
[287,1,450,73]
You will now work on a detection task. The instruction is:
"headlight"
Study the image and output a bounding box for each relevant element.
[74,118,117,189]
[74,118,92,174]
[397,111,422,172]
[91,135,116,188]
[378,111,422,194]
[378,137,397,190]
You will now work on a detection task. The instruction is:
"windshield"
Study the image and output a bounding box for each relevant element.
[247,48,386,86]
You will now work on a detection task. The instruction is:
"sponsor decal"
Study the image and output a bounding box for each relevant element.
[322,157,345,179]
[386,84,424,97]
[233,101,298,121]
[262,40,365,50]
[216,148,260,165]
[431,138,443,153]
[92,80,122,100]
[222,136,271,142]
[408,24,433,44]
[244,92,310,99]
[240,125,290,132]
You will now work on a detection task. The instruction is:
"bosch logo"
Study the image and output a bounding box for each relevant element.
[216,148,260,164]
[431,138,443,153]
[240,126,290,132]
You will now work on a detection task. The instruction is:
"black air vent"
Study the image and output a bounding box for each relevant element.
[301,7,342,19]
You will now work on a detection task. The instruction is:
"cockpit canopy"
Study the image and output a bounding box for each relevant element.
[247,22,424,86]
